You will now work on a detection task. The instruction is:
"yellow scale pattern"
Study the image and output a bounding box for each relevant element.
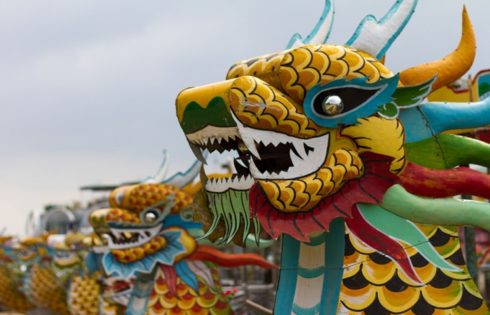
[28,264,70,315]
[0,266,33,312]
[339,225,488,314]
[145,264,232,315]
[69,275,101,315]
[110,183,192,214]
[259,149,363,212]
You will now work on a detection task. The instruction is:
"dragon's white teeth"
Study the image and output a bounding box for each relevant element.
[205,174,254,193]
[186,126,240,148]
[106,225,161,250]
[232,110,330,180]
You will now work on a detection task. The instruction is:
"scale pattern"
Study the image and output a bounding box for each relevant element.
[0,265,33,312]
[69,275,101,315]
[146,263,232,315]
[25,264,70,315]
[340,225,488,314]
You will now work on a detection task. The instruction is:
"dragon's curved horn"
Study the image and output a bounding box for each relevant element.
[400,7,476,91]
[287,0,335,49]
[346,0,418,59]
[151,150,169,182]
[162,159,201,188]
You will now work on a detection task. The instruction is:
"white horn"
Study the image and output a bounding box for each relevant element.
[162,159,201,188]
[151,150,169,182]
[346,0,418,59]
[287,0,335,49]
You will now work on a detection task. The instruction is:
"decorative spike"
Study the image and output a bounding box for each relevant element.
[148,150,169,183]
[346,0,418,59]
[400,6,476,91]
[287,0,335,49]
[162,159,202,188]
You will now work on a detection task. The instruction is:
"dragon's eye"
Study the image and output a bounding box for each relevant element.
[312,87,379,118]
[143,210,159,223]
[321,95,343,115]
[304,76,399,128]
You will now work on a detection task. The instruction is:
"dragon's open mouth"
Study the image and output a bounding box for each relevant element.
[102,225,161,250]
[186,119,330,188]
[187,126,254,193]
[236,118,330,180]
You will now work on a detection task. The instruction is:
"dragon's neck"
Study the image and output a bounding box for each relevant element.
[275,219,345,315]
[125,268,156,315]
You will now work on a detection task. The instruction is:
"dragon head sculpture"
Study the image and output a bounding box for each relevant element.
[176,0,480,242]
[89,160,201,278]
[176,1,490,312]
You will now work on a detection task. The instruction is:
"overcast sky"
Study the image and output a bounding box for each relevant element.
[1,0,489,235]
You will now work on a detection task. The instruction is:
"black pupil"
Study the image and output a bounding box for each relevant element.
[313,87,378,116]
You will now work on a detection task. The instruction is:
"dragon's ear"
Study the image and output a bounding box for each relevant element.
[378,77,435,119]
[392,77,436,108]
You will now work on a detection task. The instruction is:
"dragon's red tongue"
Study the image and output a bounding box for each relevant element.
[249,153,399,242]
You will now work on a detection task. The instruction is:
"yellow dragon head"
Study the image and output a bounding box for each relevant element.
[176,1,476,241]
[89,161,202,277]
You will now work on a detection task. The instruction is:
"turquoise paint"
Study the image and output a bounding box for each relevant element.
[126,270,155,315]
[320,219,345,315]
[175,261,199,291]
[276,224,344,315]
[287,0,334,48]
[292,303,321,315]
[275,236,301,314]
[400,98,490,143]
[298,266,327,279]
[358,204,460,272]
[304,76,399,128]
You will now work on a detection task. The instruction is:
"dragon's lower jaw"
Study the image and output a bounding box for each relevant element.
[110,236,166,264]
[187,123,331,196]
[103,225,161,250]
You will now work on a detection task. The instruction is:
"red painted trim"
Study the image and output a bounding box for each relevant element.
[189,245,277,269]
[400,163,490,199]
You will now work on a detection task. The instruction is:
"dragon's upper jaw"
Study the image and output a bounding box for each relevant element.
[186,122,330,195]
[234,116,330,180]
[102,225,161,250]
[186,125,254,193]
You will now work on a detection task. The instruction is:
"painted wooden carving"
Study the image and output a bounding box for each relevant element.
[175,0,490,313]
[89,161,275,315]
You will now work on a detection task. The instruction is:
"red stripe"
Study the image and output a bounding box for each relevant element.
[346,206,422,284]
[189,245,277,269]
[400,162,490,199]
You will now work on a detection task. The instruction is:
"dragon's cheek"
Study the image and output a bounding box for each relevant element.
[258,149,364,213]
[172,229,197,263]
